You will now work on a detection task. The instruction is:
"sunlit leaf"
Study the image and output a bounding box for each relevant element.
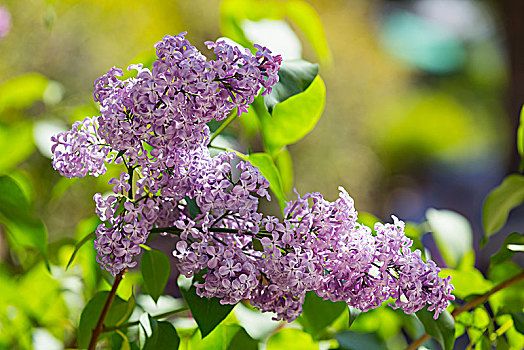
[178,274,235,338]
[335,331,386,350]
[257,75,326,156]
[78,292,134,349]
[426,208,473,267]
[0,73,49,116]
[141,249,171,303]
[415,308,455,350]
[488,263,524,315]
[440,268,492,299]
[300,291,347,339]
[267,328,318,350]
[190,323,240,350]
[240,152,287,211]
[0,122,35,172]
[483,174,524,237]
[275,147,294,193]
[0,175,47,259]
[264,60,319,113]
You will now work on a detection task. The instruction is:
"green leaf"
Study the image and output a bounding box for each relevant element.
[239,152,287,211]
[275,148,294,193]
[141,249,171,303]
[300,291,347,339]
[228,327,258,350]
[440,268,492,299]
[518,106,524,161]
[0,73,49,116]
[0,175,47,259]
[66,230,96,269]
[257,75,326,156]
[264,60,319,114]
[415,308,455,350]
[144,316,180,350]
[77,292,134,349]
[190,323,240,350]
[425,208,473,267]
[266,328,318,350]
[348,306,361,329]
[483,174,524,237]
[0,122,35,171]
[490,232,524,267]
[511,312,524,335]
[252,237,263,252]
[178,274,235,338]
[488,263,524,315]
[185,196,201,219]
[334,331,387,350]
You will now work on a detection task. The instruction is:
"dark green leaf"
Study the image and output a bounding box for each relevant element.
[78,292,134,349]
[252,237,263,252]
[141,249,171,303]
[511,312,524,335]
[144,316,180,350]
[239,152,287,211]
[334,331,387,350]
[0,175,47,259]
[490,232,524,267]
[257,76,326,157]
[348,306,361,329]
[185,196,201,219]
[415,308,455,350]
[264,60,319,114]
[483,174,524,237]
[228,327,258,350]
[66,230,96,269]
[300,291,347,339]
[178,275,235,338]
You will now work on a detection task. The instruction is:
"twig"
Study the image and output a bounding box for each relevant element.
[88,271,125,350]
[406,269,524,350]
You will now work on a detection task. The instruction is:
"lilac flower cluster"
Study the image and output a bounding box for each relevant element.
[51,32,454,322]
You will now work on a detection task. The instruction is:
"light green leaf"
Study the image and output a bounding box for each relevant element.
[141,249,171,303]
[178,274,235,338]
[66,230,96,269]
[440,268,492,299]
[240,152,287,211]
[483,174,524,237]
[415,308,455,350]
[0,73,49,116]
[490,232,524,267]
[335,331,387,350]
[264,60,319,114]
[0,122,35,172]
[258,75,326,156]
[426,208,473,267]
[77,292,134,349]
[267,328,318,350]
[275,148,294,193]
[518,106,524,161]
[300,291,347,339]
[0,175,47,259]
[190,323,240,350]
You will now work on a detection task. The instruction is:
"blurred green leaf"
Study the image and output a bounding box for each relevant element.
[264,60,319,114]
[190,323,240,350]
[426,208,473,267]
[178,274,235,338]
[300,291,347,339]
[0,122,35,172]
[257,75,326,156]
[275,148,294,193]
[357,212,381,228]
[228,327,258,350]
[78,292,134,349]
[415,308,455,350]
[488,263,524,315]
[141,249,171,303]
[267,328,318,350]
[0,73,48,116]
[518,106,524,162]
[66,230,96,269]
[490,232,524,267]
[483,174,524,237]
[335,331,386,350]
[144,315,180,350]
[0,175,47,259]
[512,312,524,335]
[240,152,287,211]
[440,268,492,299]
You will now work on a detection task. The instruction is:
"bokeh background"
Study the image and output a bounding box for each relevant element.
[0,0,523,348]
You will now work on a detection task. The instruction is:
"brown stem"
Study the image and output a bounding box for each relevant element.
[406,269,524,350]
[102,305,190,333]
[88,271,125,350]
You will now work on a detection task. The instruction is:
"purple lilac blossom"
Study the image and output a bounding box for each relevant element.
[51,33,454,321]
[0,6,11,39]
